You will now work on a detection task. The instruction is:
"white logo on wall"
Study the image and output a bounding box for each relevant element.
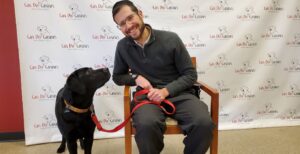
[103,55,114,68]
[287,7,300,20]
[261,25,283,39]
[94,55,114,69]
[59,3,87,20]
[32,84,57,101]
[264,0,283,12]
[98,110,122,127]
[236,33,257,48]
[286,33,300,47]
[72,64,83,71]
[181,5,206,20]
[209,0,233,12]
[235,61,255,74]
[219,105,230,117]
[92,26,120,41]
[24,0,54,10]
[232,112,254,123]
[152,0,178,11]
[257,103,278,115]
[89,0,113,11]
[259,52,281,65]
[185,34,206,49]
[210,26,233,40]
[216,80,230,93]
[61,35,89,50]
[33,114,57,129]
[233,86,255,100]
[95,84,121,96]
[237,6,260,20]
[282,84,300,97]
[288,6,300,18]
[27,25,57,41]
[284,59,300,72]
[259,78,280,91]
[29,55,59,71]
[278,109,300,120]
[209,53,233,68]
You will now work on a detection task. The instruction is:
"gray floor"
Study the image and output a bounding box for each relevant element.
[0,126,299,154]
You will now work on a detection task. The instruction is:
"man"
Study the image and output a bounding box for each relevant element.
[112,1,215,154]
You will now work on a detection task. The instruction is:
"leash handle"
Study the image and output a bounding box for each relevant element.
[134,89,176,115]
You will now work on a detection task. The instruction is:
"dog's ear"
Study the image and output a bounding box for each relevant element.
[67,77,86,95]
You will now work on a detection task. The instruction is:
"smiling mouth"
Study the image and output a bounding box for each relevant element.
[126,24,138,35]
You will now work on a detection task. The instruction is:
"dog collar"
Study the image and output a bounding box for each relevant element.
[64,99,90,113]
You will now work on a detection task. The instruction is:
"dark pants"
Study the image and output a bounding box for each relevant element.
[131,93,215,154]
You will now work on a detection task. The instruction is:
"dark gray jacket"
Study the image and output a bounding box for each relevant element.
[113,25,197,97]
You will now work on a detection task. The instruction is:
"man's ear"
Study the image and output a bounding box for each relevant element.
[138,10,144,18]
[67,77,86,95]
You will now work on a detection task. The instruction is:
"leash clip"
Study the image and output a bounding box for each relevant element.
[90,104,95,116]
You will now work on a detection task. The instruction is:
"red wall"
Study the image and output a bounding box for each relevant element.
[0,1,24,132]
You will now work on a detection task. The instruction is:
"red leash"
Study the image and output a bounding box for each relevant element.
[91,89,176,133]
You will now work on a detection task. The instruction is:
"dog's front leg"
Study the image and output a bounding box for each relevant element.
[79,138,85,149]
[67,138,78,154]
[57,137,66,153]
[83,136,94,154]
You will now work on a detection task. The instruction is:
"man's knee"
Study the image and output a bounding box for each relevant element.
[134,117,166,133]
[191,115,215,134]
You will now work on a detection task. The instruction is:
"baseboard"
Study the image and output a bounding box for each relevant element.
[0,132,24,141]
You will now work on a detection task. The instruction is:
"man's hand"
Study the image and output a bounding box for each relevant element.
[147,88,169,103]
[135,75,153,90]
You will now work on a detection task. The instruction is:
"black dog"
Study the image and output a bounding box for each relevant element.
[55,67,110,154]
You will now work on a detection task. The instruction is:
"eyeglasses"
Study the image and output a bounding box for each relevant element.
[116,13,136,29]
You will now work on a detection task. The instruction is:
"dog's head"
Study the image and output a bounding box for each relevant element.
[66,67,111,95]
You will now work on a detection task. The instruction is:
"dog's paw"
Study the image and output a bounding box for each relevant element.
[56,144,66,153]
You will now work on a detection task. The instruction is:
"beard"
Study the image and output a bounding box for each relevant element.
[125,22,146,40]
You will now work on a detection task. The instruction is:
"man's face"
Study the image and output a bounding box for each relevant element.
[114,5,145,40]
